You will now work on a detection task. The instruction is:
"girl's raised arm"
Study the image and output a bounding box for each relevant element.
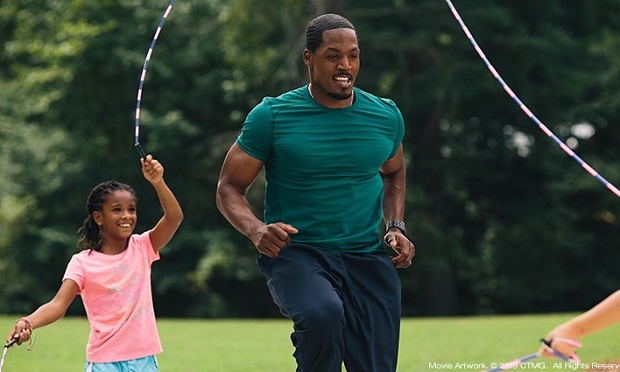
[141,154,183,252]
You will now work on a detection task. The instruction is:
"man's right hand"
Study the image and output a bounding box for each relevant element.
[251,223,298,257]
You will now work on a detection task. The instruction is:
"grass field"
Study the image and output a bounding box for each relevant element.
[1,314,618,371]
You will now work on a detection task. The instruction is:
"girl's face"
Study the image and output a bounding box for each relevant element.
[93,190,137,242]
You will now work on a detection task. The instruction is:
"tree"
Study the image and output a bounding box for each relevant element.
[2,0,620,317]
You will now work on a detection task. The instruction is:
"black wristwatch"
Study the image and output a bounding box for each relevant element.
[385,220,407,236]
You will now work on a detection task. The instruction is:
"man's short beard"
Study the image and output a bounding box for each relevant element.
[328,92,353,100]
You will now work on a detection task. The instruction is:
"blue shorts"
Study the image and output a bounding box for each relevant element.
[85,355,158,372]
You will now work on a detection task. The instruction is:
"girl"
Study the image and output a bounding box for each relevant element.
[540,290,620,360]
[5,154,183,371]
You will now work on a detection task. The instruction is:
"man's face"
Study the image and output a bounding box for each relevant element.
[304,28,359,106]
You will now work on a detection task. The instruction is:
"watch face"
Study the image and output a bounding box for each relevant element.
[386,220,406,234]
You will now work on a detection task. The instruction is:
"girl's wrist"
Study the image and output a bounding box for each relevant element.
[17,317,33,330]
[15,317,36,351]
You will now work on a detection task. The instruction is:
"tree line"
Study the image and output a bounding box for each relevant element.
[2,0,620,318]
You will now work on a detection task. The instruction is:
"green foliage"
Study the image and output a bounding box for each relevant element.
[2,0,620,317]
[0,119,79,311]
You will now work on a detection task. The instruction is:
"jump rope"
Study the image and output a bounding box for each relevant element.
[134,0,176,159]
[2,1,602,370]
[444,0,612,366]
[444,0,620,199]
[1,336,34,372]
[137,0,620,199]
[483,338,582,371]
[0,339,17,372]
[128,0,593,365]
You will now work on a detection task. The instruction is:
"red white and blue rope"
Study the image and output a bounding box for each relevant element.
[134,0,176,157]
[445,0,620,198]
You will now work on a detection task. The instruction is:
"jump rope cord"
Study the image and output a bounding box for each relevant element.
[0,347,7,372]
[445,1,596,359]
[134,0,620,198]
[484,339,582,372]
[135,0,176,157]
[0,339,18,372]
[444,0,620,199]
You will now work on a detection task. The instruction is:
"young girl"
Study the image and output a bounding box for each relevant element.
[5,154,183,371]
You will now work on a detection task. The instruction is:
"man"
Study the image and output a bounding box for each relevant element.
[216,13,415,372]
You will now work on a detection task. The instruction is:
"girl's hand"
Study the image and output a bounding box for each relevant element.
[7,318,32,346]
[540,324,581,359]
[141,154,164,184]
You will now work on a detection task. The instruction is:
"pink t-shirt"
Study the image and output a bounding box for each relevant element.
[63,232,162,363]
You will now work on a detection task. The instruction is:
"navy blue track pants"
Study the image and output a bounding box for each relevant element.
[257,243,402,372]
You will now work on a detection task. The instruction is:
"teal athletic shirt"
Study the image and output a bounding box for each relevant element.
[236,85,405,253]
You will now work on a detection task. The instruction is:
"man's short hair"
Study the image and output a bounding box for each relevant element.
[305,13,357,52]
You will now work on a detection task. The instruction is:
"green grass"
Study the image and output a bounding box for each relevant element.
[1,314,618,371]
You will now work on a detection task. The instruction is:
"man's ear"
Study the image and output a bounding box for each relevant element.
[303,49,312,67]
